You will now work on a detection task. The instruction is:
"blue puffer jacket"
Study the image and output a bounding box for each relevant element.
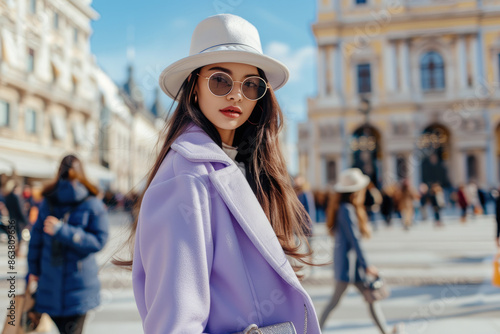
[27,180,109,317]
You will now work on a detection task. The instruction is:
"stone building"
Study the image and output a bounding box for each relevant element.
[299,0,500,190]
[119,65,163,193]
[0,0,115,186]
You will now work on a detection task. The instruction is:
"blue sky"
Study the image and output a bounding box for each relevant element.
[90,1,318,174]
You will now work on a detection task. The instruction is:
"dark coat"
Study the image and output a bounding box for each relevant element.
[5,191,27,228]
[27,180,109,317]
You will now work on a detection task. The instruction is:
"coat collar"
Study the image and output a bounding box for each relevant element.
[172,124,303,292]
[171,124,233,166]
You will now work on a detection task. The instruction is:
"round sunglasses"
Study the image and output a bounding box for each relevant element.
[197,72,269,101]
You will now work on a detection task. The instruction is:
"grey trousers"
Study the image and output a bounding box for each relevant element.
[319,280,389,334]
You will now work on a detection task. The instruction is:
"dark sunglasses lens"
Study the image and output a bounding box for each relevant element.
[243,77,267,100]
[208,73,232,96]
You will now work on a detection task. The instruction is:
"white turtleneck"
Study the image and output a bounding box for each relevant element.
[222,143,246,176]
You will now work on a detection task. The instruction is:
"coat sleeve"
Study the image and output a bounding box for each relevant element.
[132,174,214,334]
[27,200,49,276]
[338,206,368,269]
[52,201,109,256]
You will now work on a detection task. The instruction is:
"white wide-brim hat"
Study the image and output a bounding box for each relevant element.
[159,14,289,100]
[333,168,371,193]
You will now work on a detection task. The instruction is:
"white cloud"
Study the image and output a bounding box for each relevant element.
[264,42,316,82]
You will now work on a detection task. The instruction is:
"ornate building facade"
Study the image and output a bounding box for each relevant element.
[299,0,500,190]
[0,0,161,194]
[0,0,109,184]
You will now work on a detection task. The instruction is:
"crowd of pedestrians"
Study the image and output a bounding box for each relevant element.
[299,178,496,230]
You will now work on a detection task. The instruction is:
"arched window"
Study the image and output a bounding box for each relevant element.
[420,51,445,91]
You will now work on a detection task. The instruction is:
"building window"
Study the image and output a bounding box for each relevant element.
[51,116,67,140]
[30,0,36,13]
[54,12,59,30]
[326,159,337,184]
[27,48,35,73]
[420,51,445,91]
[0,100,9,127]
[466,154,478,182]
[357,63,372,94]
[25,109,37,134]
[73,27,79,44]
[355,0,367,4]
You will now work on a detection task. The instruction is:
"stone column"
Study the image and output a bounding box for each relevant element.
[478,149,488,187]
[317,46,326,97]
[308,122,317,188]
[456,150,466,185]
[327,44,337,96]
[397,39,410,93]
[384,39,396,93]
[469,35,480,88]
[456,35,467,91]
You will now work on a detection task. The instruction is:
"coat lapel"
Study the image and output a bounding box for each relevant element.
[173,124,303,291]
[209,165,302,291]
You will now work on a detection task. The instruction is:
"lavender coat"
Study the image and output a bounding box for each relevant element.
[132,124,321,334]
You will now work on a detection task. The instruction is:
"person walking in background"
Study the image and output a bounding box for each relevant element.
[4,179,29,256]
[429,183,445,227]
[418,183,429,221]
[380,184,395,226]
[27,154,109,334]
[320,168,401,333]
[457,184,469,223]
[365,181,382,231]
[395,179,420,230]
[466,181,480,216]
[28,184,44,228]
[294,174,316,224]
[294,174,316,251]
[314,189,328,223]
[477,186,488,215]
[496,187,500,249]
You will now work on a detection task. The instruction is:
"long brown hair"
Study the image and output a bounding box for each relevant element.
[42,154,99,198]
[113,66,314,275]
[326,190,371,238]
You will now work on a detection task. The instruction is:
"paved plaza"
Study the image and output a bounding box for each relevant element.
[0,211,499,333]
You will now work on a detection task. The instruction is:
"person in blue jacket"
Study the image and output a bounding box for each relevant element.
[319,168,400,333]
[27,154,109,334]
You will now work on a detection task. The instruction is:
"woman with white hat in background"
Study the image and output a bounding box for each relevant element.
[114,14,321,333]
[320,168,402,333]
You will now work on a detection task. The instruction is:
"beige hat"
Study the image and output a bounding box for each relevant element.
[333,168,370,193]
[159,14,289,100]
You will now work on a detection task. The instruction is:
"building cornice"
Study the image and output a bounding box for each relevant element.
[0,64,97,116]
[312,8,500,33]
[67,0,100,20]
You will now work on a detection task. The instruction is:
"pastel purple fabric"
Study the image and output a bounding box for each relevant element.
[132,124,321,334]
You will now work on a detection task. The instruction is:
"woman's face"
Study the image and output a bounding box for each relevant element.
[195,62,260,145]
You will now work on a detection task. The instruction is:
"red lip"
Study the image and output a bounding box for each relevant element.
[220,106,242,114]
